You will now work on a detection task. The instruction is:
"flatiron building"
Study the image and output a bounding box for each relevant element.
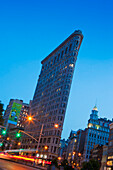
[22,30,83,159]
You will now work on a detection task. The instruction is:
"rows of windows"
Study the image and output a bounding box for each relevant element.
[23,37,80,155]
[22,137,59,145]
[21,144,58,154]
[89,133,108,140]
[41,42,77,72]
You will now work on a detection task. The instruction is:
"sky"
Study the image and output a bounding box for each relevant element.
[0,0,113,139]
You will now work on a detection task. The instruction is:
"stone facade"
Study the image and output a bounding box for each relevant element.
[21,30,83,159]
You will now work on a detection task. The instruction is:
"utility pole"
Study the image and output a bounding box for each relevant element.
[36,123,44,151]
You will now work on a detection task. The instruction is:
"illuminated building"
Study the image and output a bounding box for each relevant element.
[66,129,86,167]
[90,144,104,166]
[66,130,77,165]
[21,30,83,159]
[106,123,113,169]
[82,106,112,162]
[4,99,30,129]
[58,138,68,159]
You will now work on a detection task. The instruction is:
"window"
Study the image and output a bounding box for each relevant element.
[65,47,68,54]
[40,138,42,143]
[53,138,55,143]
[43,138,46,143]
[51,146,53,152]
[57,54,60,61]
[56,138,58,144]
[76,40,79,45]
[54,146,56,153]
[69,44,72,51]
[69,64,74,67]
[61,51,64,58]
[47,138,51,143]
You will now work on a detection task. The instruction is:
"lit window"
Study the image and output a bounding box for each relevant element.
[88,123,93,128]
[40,154,43,158]
[44,155,47,159]
[69,64,74,67]
[36,153,39,157]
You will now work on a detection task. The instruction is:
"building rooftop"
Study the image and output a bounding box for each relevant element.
[41,30,83,64]
[92,105,98,111]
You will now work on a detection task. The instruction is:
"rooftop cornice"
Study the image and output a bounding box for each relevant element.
[41,30,83,64]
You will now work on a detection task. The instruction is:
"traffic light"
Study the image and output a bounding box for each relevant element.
[2,129,6,135]
[0,142,3,147]
[16,132,21,138]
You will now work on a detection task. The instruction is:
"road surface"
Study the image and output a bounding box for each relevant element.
[0,159,40,170]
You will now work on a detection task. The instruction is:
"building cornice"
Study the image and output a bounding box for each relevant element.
[41,30,83,64]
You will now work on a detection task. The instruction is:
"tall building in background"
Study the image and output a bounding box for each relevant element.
[4,99,29,130]
[22,30,83,159]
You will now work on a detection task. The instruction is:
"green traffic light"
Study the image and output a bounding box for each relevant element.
[2,130,6,135]
[16,133,21,138]
[0,143,3,147]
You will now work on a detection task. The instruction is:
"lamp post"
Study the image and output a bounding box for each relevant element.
[36,123,44,151]
[24,115,62,159]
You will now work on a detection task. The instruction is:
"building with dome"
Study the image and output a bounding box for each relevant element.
[82,106,112,162]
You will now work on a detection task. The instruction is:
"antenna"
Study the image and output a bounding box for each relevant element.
[95,98,97,107]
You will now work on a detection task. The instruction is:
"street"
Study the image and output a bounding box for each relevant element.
[0,159,40,170]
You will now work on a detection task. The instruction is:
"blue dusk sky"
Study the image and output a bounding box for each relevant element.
[0,0,113,139]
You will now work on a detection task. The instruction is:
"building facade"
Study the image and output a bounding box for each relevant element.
[17,102,30,129]
[106,123,113,169]
[58,138,68,159]
[90,144,104,166]
[66,129,86,168]
[66,130,77,164]
[82,106,112,162]
[21,30,83,159]
[4,99,29,129]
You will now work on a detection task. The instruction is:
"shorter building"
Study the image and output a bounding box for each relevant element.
[4,99,30,130]
[3,99,30,150]
[106,123,113,169]
[58,106,112,169]
[17,102,29,129]
[65,129,86,168]
[58,139,68,159]
[100,145,108,170]
[66,130,77,165]
[90,144,104,166]
[82,106,112,162]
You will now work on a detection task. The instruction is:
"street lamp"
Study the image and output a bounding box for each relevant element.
[58,157,61,160]
[44,146,48,150]
[18,142,21,146]
[54,124,59,128]
[37,123,61,152]
[27,116,33,121]
[78,153,81,157]
[7,137,10,141]
[75,139,77,142]
[73,152,76,155]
